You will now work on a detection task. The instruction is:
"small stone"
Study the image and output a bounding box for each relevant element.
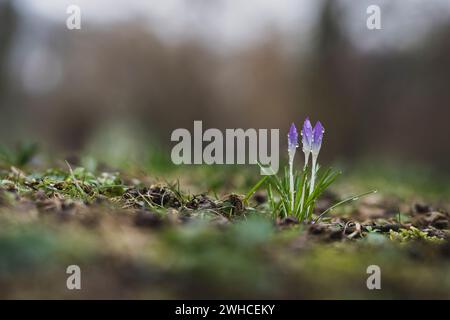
[252,191,267,205]
[134,210,163,228]
[413,203,432,214]
[279,216,299,226]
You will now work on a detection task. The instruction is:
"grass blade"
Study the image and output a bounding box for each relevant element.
[244,176,268,202]
[313,190,378,223]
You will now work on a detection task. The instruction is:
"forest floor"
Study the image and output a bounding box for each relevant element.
[0,149,449,299]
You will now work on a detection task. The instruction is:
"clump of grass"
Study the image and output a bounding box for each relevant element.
[123,181,247,219]
[1,164,126,202]
[0,142,38,167]
[122,181,186,211]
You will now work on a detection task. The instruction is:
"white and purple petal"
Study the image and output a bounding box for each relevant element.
[312,121,324,155]
[288,123,298,151]
[301,117,313,153]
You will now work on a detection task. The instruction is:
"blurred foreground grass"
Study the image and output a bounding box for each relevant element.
[0,215,449,299]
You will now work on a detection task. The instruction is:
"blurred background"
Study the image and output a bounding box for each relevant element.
[1,0,450,173]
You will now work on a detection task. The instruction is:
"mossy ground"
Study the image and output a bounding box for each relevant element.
[0,149,449,299]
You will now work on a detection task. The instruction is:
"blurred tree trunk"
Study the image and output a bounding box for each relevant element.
[0,0,17,102]
[0,0,18,143]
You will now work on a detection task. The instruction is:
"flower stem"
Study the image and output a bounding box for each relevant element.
[306,155,318,221]
[310,156,317,198]
[299,154,308,219]
[289,158,294,213]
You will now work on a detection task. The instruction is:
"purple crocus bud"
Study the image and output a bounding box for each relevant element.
[312,121,325,155]
[301,117,313,154]
[287,123,298,151]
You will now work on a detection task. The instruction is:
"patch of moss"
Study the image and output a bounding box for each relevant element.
[389,226,444,243]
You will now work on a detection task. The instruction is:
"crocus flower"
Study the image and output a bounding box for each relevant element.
[301,117,313,168]
[288,123,298,155]
[309,121,325,195]
[312,121,324,157]
[287,123,298,212]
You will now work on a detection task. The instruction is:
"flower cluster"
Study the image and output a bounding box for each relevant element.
[287,118,325,204]
[287,118,325,167]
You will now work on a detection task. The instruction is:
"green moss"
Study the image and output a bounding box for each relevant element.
[389,227,444,243]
